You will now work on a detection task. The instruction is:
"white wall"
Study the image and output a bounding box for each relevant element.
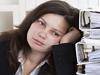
[0,12,13,32]
[0,0,18,5]
[0,0,100,32]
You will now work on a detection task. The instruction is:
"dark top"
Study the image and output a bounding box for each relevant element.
[0,39,77,75]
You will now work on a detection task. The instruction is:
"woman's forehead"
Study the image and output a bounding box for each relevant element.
[40,13,69,32]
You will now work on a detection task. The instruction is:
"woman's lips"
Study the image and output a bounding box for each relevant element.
[32,38,45,46]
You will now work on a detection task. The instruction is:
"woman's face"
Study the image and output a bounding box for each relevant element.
[27,13,69,53]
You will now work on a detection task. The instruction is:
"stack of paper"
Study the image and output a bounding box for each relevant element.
[78,11,100,75]
[82,38,100,46]
[89,29,100,39]
[84,50,100,75]
[85,63,100,75]
[90,12,100,29]
[89,12,100,39]
[88,50,100,62]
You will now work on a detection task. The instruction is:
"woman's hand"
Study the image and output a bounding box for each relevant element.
[60,27,81,44]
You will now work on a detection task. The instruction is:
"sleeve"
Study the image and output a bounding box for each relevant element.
[52,43,77,75]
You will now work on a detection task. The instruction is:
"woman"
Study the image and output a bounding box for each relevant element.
[0,1,83,75]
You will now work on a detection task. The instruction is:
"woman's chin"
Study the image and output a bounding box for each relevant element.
[31,45,52,53]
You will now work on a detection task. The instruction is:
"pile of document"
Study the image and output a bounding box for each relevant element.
[89,12,100,39]
[78,11,100,75]
[90,12,100,29]
[85,50,100,75]
[85,63,100,75]
[88,49,100,62]
[89,29,100,39]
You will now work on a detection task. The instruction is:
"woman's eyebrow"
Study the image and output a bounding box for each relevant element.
[40,17,47,25]
[52,28,65,34]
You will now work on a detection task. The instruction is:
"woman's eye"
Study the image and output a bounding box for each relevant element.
[37,20,45,26]
[52,32,60,37]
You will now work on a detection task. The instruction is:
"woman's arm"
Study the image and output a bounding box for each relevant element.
[60,27,82,44]
[52,27,82,75]
[52,43,77,75]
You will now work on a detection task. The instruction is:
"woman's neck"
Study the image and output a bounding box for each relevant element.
[23,51,48,75]
[28,51,48,65]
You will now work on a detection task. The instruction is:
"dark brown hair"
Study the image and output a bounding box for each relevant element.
[0,0,80,73]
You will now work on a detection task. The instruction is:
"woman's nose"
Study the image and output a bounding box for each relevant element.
[38,31,47,39]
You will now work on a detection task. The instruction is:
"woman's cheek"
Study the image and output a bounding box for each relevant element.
[47,37,61,45]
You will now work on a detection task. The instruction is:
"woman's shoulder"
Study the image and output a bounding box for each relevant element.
[0,33,12,75]
[0,32,10,65]
[0,38,10,47]
[0,32,11,51]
